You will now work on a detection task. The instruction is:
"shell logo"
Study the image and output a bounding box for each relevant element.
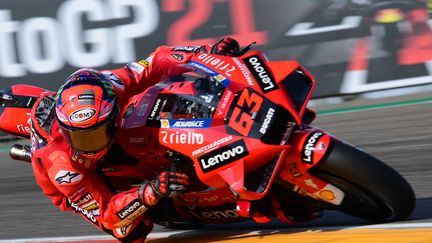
[214,74,226,81]
[160,119,170,128]
[69,108,96,122]
[319,190,336,201]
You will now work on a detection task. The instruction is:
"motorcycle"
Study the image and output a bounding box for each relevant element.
[0,45,415,228]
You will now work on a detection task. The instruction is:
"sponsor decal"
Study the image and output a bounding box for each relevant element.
[171,53,184,61]
[161,131,204,145]
[82,201,100,216]
[69,187,87,199]
[149,99,161,120]
[148,98,167,121]
[188,209,240,219]
[102,167,116,173]
[192,135,233,157]
[216,90,233,117]
[259,108,275,134]
[78,94,95,100]
[188,61,217,75]
[127,62,145,74]
[304,178,319,190]
[146,56,154,63]
[233,58,255,86]
[71,151,87,164]
[188,61,232,87]
[129,137,145,143]
[302,132,324,164]
[172,46,201,52]
[197,53,236,77]
[319,190,336,201]
[280,121,296,145]
[288,163,302,178]
[183,195,220,203]
[69,108,96,123]
[116,199,145,224]
[74,194,100,216]
[69,199,98,226]
[74,193,93,207]
[160,119,170,128]
[198,139,249,173]
[317,142,327,150]
[160,118,212,129]
[55,170,83,184]
[138,59,151,67]
[313,184,344,205]
[116,224,132,237]
[17,123,31,134]
[243,55,278,93]
[214,74,226,82]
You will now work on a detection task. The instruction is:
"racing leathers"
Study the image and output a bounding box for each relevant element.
[30,45,207,242]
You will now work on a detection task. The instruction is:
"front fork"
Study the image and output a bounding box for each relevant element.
[277,128,345,206]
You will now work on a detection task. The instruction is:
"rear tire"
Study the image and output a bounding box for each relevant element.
[310,141,415,222]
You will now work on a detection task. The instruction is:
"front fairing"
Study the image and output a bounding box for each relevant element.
[135,55,278,199]
[123,51,316,201]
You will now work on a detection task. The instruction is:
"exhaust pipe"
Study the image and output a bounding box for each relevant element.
[10,144,32,162]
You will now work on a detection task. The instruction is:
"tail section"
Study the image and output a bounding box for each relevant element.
[0,85,47,138]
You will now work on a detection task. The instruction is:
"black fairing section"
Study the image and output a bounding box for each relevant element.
[260,105,296,145]
[281,69,313,113]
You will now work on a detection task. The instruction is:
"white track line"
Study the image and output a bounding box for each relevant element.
[1,223,432,243]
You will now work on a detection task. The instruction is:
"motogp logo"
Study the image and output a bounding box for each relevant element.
[70,108,96,122]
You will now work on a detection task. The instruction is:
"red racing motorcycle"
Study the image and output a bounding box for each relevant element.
[0,46,415,228]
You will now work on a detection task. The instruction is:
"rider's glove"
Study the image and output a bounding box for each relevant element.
[141,170,190,207]
[211,37,241,56]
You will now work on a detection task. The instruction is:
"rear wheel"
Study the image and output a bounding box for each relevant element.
[310,141,415,222]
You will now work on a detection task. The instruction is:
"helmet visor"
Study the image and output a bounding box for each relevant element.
[61,117,116,154]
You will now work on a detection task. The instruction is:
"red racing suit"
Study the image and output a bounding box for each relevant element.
[30,45,206,242]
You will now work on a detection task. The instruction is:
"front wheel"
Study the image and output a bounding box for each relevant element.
[310,141,415,222]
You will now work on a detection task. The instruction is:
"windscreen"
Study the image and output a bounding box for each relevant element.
[148,72,227,124]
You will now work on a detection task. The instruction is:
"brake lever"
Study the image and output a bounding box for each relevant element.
[0,92,16,106]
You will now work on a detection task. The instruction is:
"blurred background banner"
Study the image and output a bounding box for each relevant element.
[1,0,432,98]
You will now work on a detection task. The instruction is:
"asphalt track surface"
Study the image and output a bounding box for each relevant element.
[0,91,431,241]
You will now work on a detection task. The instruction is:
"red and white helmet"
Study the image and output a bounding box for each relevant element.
[55,69,118,159]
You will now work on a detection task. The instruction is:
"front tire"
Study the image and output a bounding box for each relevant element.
[310,141,415,222]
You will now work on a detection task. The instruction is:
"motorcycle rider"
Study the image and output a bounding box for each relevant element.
[30,37,241,243]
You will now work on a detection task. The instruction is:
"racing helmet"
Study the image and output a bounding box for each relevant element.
[55,69,119,159]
